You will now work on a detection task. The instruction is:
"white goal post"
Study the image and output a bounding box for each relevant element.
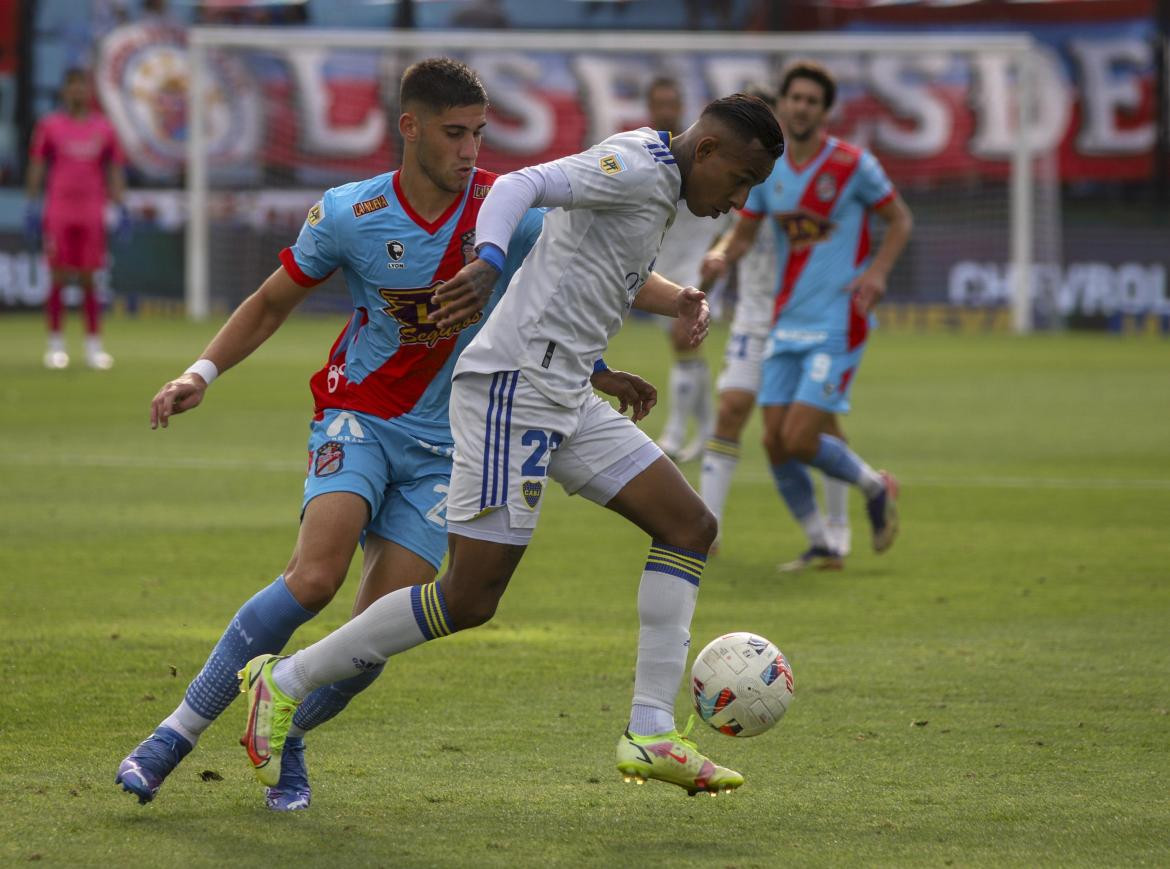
[186,27,1049,332]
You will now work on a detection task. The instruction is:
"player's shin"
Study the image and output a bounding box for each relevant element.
[271,581,453,700]
[288,665,384,737]
[629,542,703,736]
[809,434,885,499]
[770,460,831,548]
[170,575,315,742]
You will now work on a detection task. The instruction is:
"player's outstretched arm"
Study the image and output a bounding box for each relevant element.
[150,267,314,429]
[699,213,762,291]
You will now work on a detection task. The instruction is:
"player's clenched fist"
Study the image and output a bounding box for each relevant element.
[432,258,498,330]
[150,374,208,430]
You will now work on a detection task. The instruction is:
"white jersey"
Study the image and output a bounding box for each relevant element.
[655,201,730,288]
[456,128,682,407]
[730,219,777,337]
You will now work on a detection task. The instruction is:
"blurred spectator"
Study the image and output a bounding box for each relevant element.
[25,68,126,370]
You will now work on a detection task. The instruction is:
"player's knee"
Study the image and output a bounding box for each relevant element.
[761,425,788,463]
[444,581,506,630]
[780,420,819,461]
[659,502,718,555]
[283,562,346,612]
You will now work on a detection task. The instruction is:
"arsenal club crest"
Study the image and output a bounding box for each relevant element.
[314,441,345,476]
[522,480,543,509]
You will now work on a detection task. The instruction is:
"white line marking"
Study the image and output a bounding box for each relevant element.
[5,454,1170,491]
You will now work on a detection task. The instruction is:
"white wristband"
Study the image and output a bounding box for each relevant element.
[184,358,219,385]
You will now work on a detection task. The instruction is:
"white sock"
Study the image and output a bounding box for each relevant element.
[85,334,103,356]
[273,585,431,701]
[856,464,886,499]
[687,363,713,449]
[799,510,831,549]
[630,704,675,736]
[659,361,694,450]
[161,703,208,745]
[629,546,703,736]
[824,475,850,527]
[700,438,740,525]
[47,332,65,353]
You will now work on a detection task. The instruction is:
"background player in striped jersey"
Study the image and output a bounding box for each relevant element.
[645,76,731,463]
[26,68,126,371]
[115,58,646,812]
[699,85,853,559]
[238,94,783,798]
[701,61,913,570]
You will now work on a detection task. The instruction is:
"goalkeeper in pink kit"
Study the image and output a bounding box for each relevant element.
[26,68,127,370]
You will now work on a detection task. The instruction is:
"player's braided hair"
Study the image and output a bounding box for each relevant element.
[701,93,785,160]
[400,57,488,111]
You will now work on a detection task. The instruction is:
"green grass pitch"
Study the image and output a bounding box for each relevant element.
[1,313,1168,867]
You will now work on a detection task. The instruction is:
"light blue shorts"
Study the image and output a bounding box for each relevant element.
[303,409,452,568]
[758,339,867,414]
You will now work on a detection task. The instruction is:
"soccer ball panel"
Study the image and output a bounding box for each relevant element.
[690,632,793,738]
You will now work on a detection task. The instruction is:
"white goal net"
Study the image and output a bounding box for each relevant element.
[186,28,1061,332]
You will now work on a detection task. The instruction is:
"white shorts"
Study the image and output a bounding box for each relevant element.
[715,330,767,395]
[446,370,662,545]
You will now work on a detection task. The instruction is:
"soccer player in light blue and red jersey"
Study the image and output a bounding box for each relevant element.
[702,60,914,571]
[116,57,647,813]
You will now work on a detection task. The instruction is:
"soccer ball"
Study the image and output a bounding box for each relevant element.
[691,632,793,737]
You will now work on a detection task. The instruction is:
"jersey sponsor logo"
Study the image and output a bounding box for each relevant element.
[522,479,543,509]
[314,441,345,476]
[598,152,626,175]
[325,411,366,440]
[472,183,491,199]
[378,283,482,347]
[460,230,476,266]
[774,209,836,249]
[352,194,389,217]
[306,201,323,226]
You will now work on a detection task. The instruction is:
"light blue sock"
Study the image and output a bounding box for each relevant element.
[809,435,884,498]
[289,665,384,737]
[182,576,315,724]
[771,461,830,548]
[771,460,818,520]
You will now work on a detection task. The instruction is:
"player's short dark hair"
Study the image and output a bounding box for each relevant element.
[779,59,836,111]
[63,67,86,85]
[646,76,681,99]
[400,57,488,112]
[701,93,785,160]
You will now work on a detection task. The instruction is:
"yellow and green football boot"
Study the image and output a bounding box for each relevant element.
[616,715,744,796]
[238,654,299,788]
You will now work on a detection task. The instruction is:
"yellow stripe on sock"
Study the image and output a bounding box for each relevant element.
[427,583,451,636]
[705,439,740,458]
[649,546,706,570]
[418,584,439,640]
[646,554,704,579]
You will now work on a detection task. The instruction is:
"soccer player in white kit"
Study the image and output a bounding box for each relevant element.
[238,94,783,797]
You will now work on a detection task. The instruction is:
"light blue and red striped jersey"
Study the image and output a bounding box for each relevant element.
[742,136,895,348]
[280,168,543,443]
